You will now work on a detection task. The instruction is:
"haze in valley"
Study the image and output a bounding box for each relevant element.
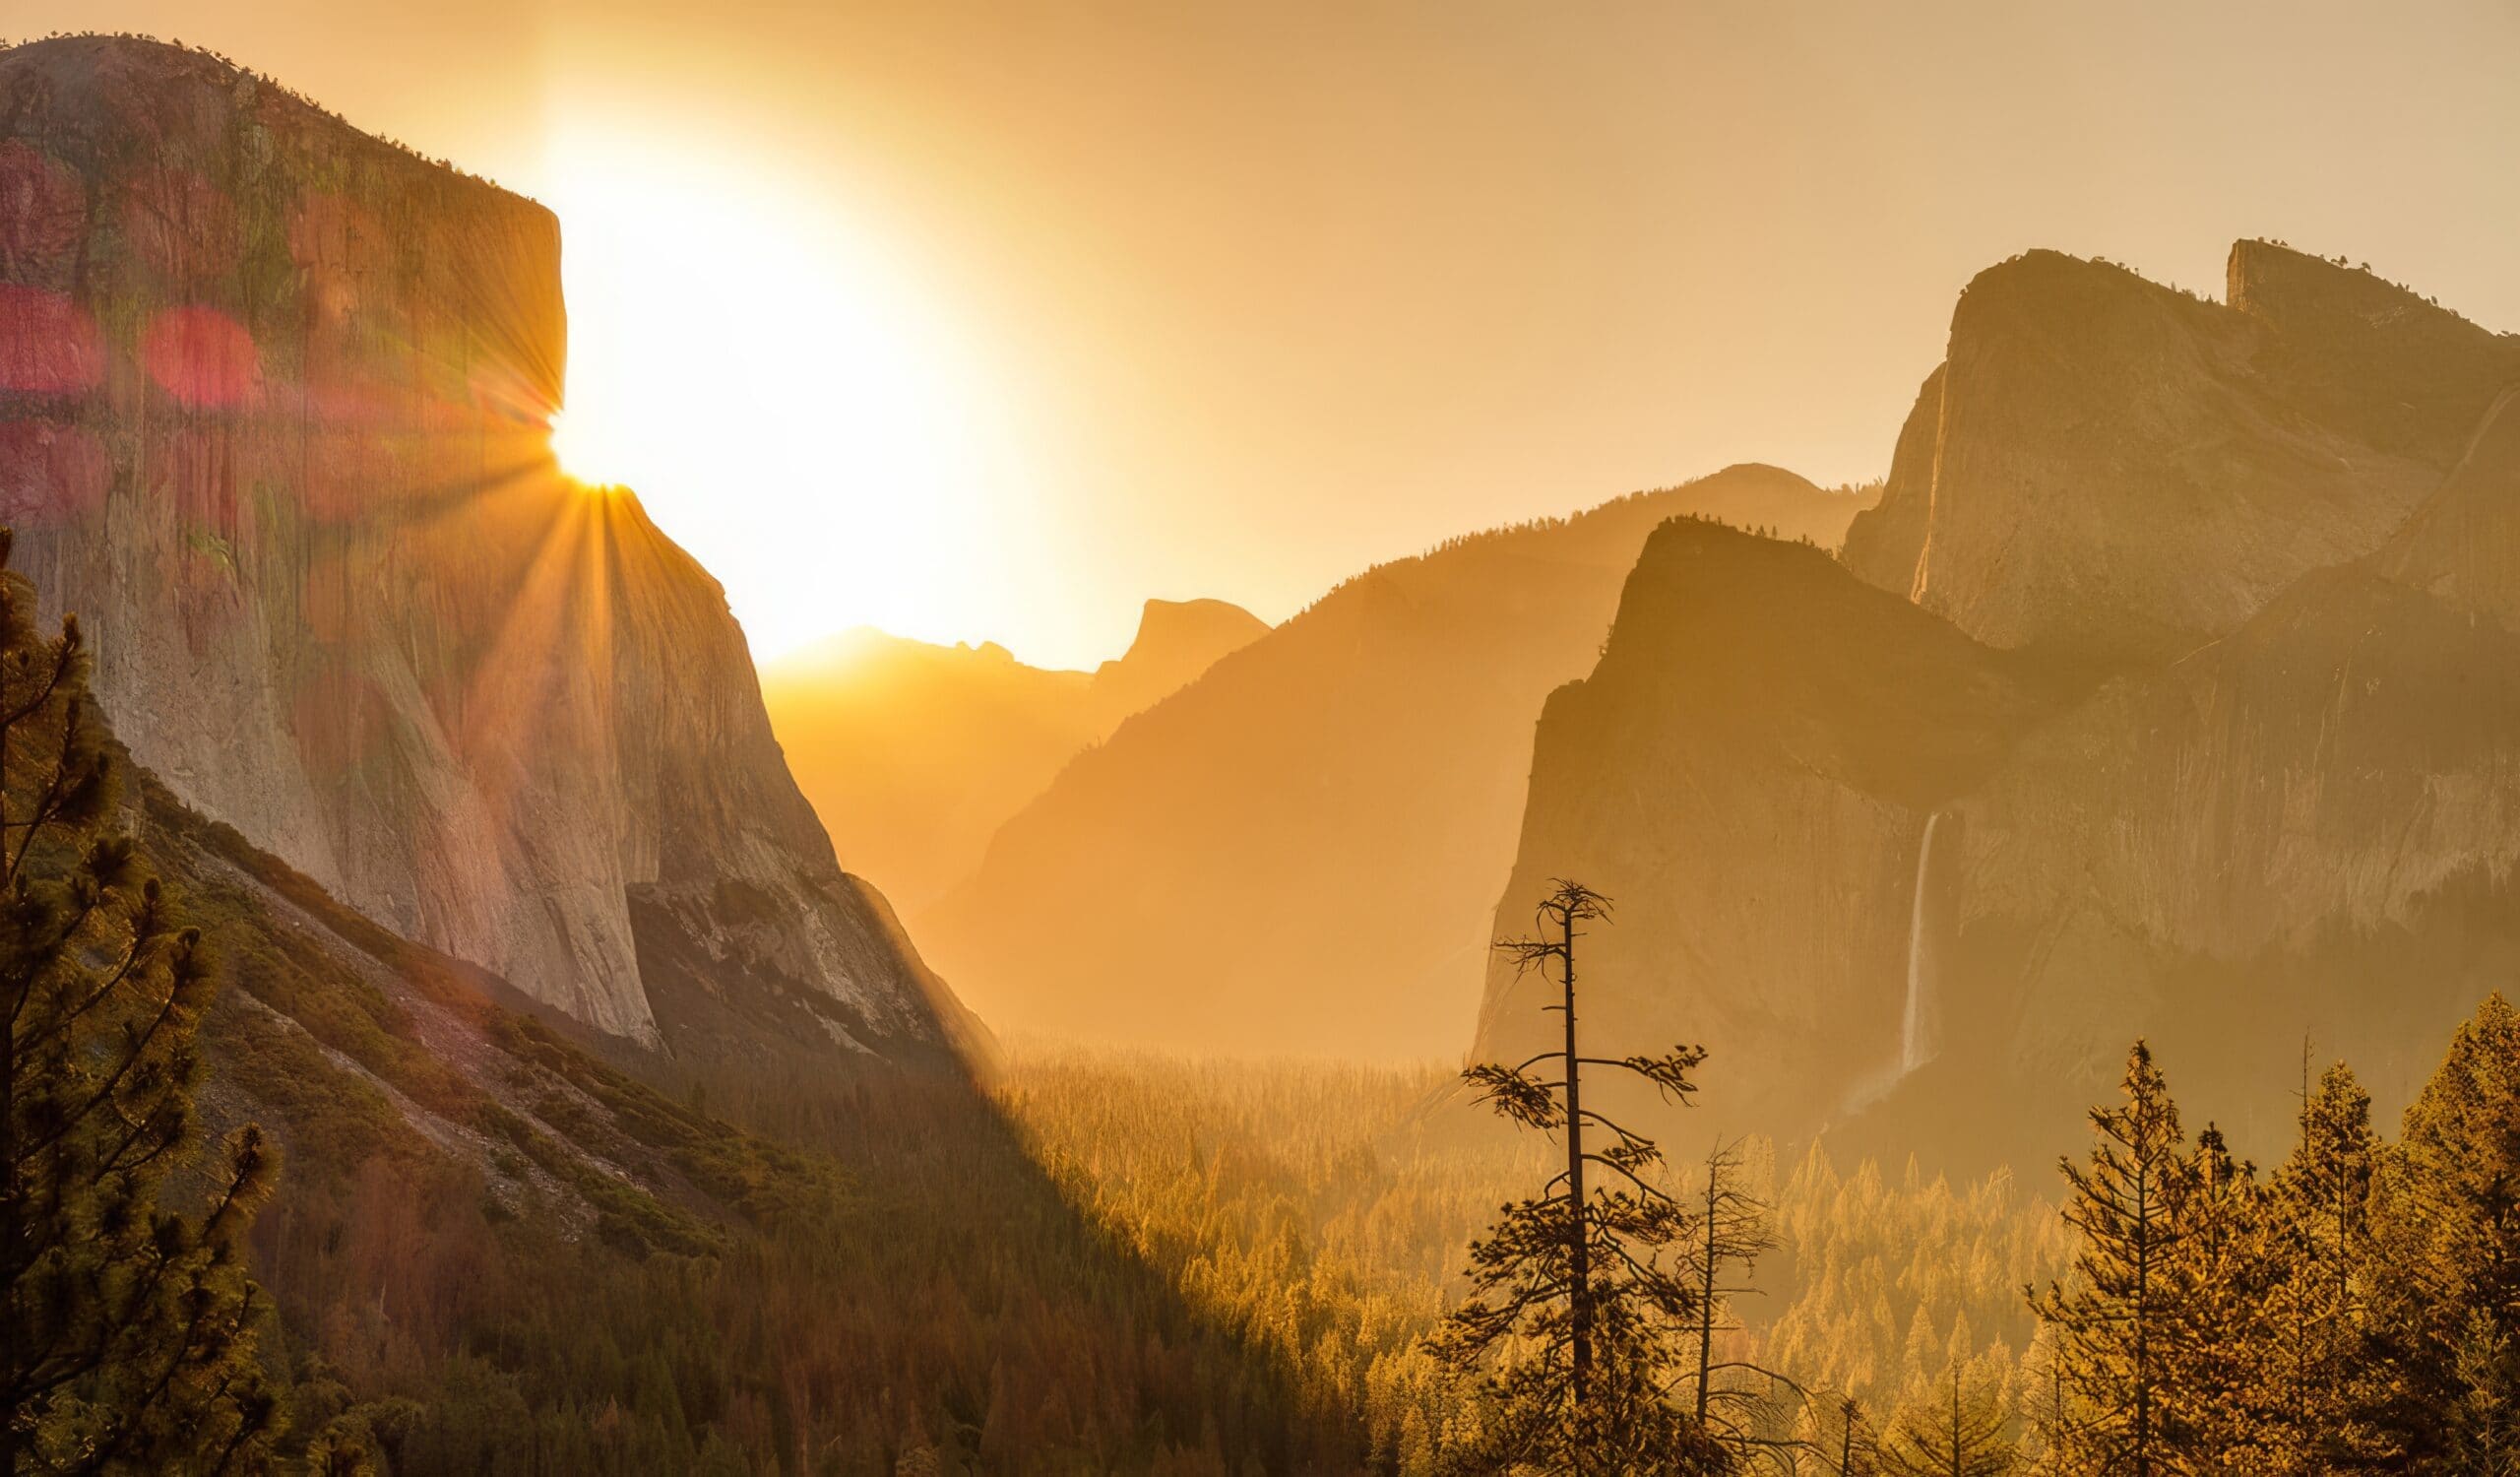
[2,10,2518,1473]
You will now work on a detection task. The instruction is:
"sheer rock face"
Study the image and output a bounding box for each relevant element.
[1940,395,2520,1154]
[1843,244,2520,661]
[0,36,975,1064]
[923,465,1873,1058]
[1472,520,2068,1139]
[1481,251,2520,1165]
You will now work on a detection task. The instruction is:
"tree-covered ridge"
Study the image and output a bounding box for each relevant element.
[1002,990,2520,1476]
[999,1048,2074,1475]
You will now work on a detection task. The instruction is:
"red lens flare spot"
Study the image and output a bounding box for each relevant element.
[0,285,102,395]
[142,305,261,409]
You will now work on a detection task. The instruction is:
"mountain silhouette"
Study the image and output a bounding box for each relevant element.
[762,598,1267,909]
[922,466,1872,1056]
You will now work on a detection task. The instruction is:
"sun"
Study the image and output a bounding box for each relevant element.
[538,123,1034,659]
[547,410,634,492]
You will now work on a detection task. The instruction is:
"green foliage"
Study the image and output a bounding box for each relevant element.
[0,547,282,1474]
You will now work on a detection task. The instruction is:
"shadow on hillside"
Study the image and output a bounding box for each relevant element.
[649,1056,1384,1474]
[147,768,1372,1473]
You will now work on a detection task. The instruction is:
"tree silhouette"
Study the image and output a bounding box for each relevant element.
[0,538,280,1474]
[1829,1396,1879,1476]
[1427,880,1730,1474]
[1878,1362,2013,1477]
[2264,1060,2390,1466]
[2161,1123,2286,1467]
[1683,1138,1784,1442]
[2032,1041,2187,1475]
[2366,994,2520,1471]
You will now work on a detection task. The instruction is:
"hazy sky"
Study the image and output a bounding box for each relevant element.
[7,1,2518,667]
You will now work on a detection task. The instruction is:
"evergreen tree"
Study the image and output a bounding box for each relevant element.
[2263,1060,2389,1470]
[1878,1362,2013,1477]
[2017,1324,2072,1472]
[2031,1041,2187,1475]
[1426,880,1731,1474]
[2159,1124,2283,1469]
[2366,994,2520,1471]
[0,541,280,1474]
[2442,1311,2520,1474]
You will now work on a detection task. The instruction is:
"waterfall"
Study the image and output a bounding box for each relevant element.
[1899,811,1944,1075]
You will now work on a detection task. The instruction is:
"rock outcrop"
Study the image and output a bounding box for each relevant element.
[0,35,976,1065]
[923,466,1873,1057]
[1087,598,1272,730]
[762,597,1268,909]
[1843,244,2520,661]
[1473,519,2070,1139]
[1480,247,2520,1167]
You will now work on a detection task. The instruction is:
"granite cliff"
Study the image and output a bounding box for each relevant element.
[1479,246,2520,1166]
[0,35,976,1066]
[1843,243,2520,661]
[1471,518,2071,1138]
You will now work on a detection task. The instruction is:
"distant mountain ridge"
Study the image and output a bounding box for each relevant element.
[0,34,976,1067]
[1478,243,2520,1167]
[922,465,1874,1056]
[763,597,1268,909]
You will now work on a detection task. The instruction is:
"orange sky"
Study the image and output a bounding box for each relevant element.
[6,1,2518,668]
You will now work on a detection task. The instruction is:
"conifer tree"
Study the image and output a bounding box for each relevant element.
[2017,1324,2072,1471]
[1426,880,1731,1475]
[0,540,280,1474]
[2264,1060,2388,1469]
[1878,1361,2013,1477]
[2031,1041,2188,1475]
[2160,1124,2283,1469]
[2365,994,2520,1471]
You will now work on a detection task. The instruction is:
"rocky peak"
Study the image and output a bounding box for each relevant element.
[2228,237,2463,334]
[2227,237,2520,467]
[1498,249,2520,1168]
[1115,597,1267,670]
[1089,597,1268,727]
[1842,240,2520,661]
[0,35,976,1067]
[1472,517,2066,1139]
